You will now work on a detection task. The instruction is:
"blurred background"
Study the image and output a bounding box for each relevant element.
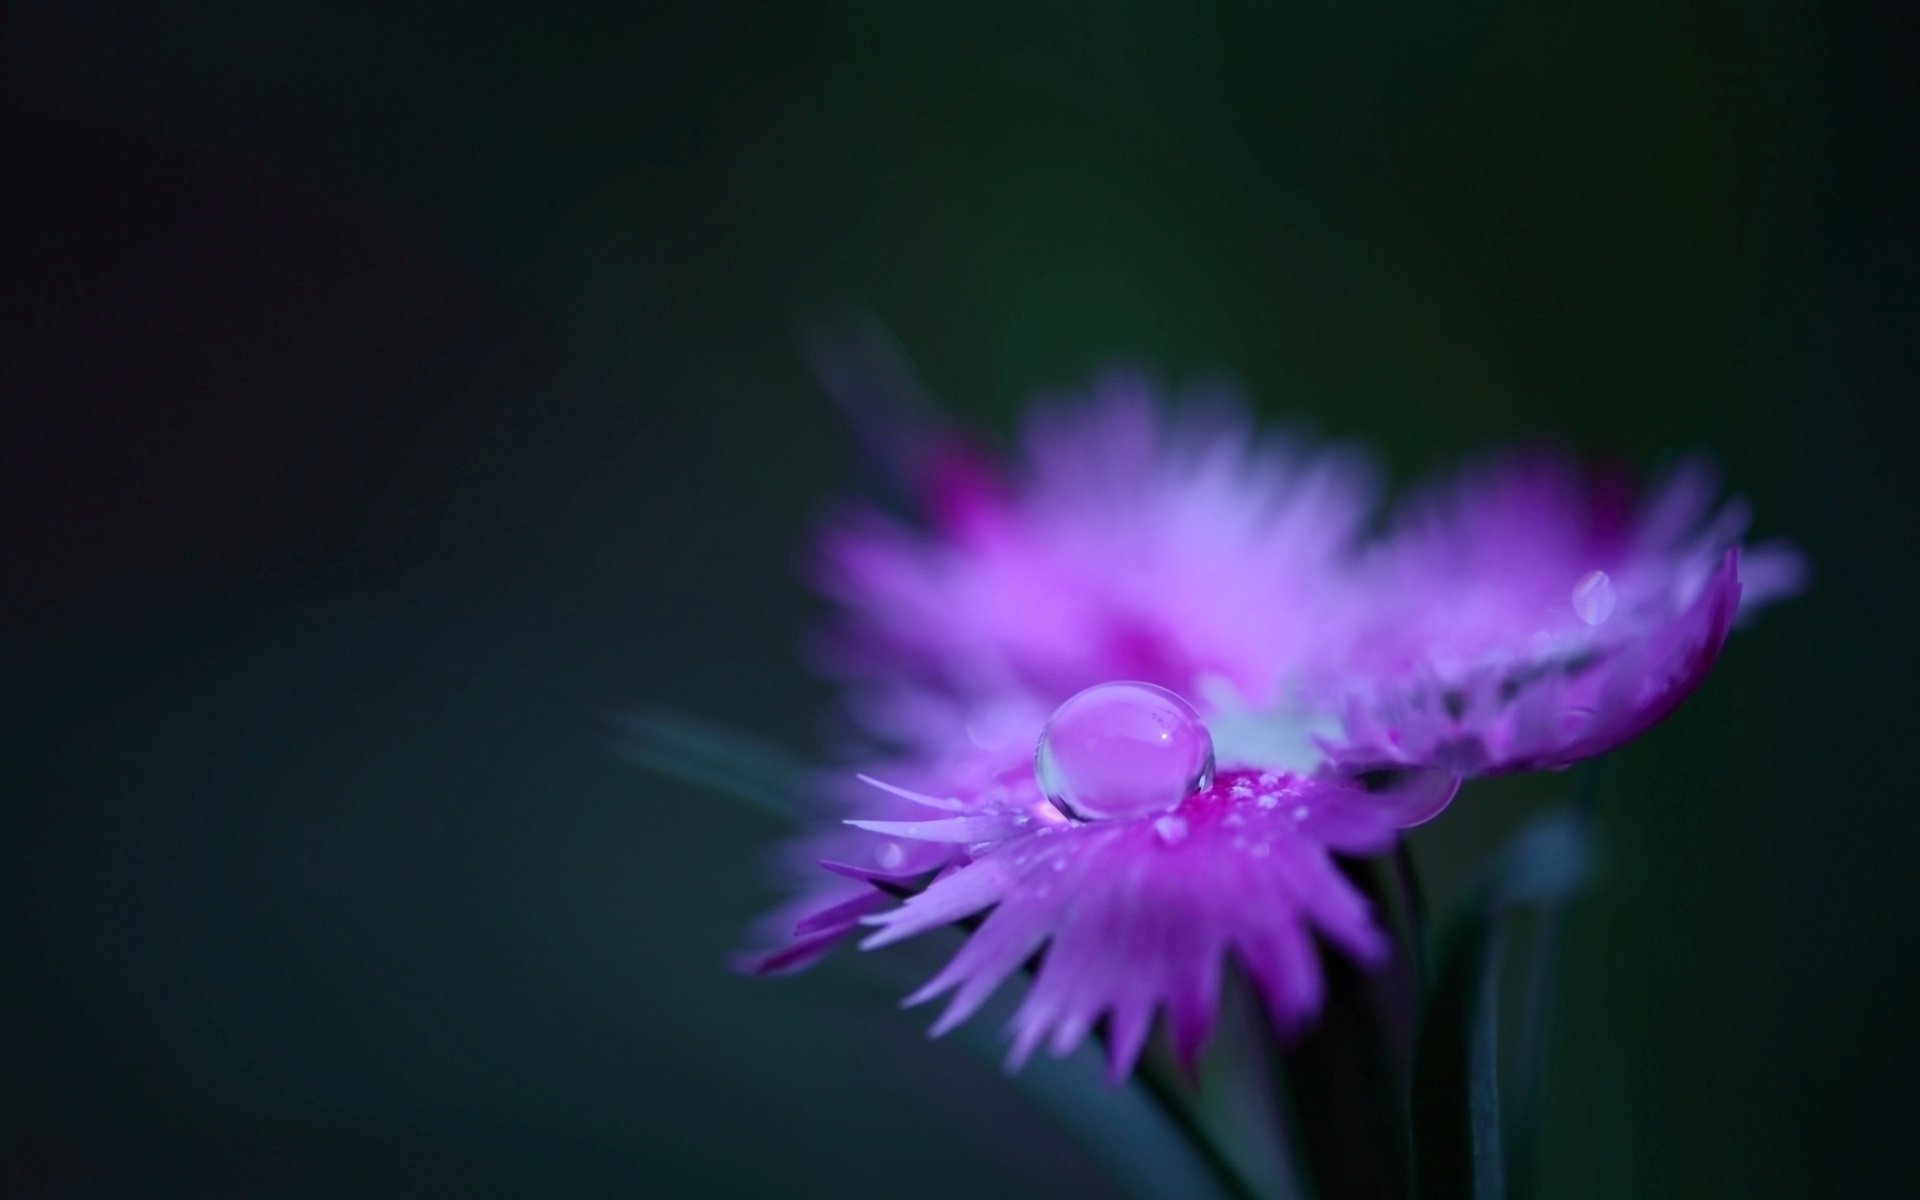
[4,2,1913,1196]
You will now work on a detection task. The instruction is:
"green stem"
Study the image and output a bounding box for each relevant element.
[1394,842,1431,992]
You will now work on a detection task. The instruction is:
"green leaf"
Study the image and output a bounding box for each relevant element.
[1013,1050,1250,1200]
[1413,807,1591,1200]
[845,946,1248,1200]
[1190,972,1317,1200]
[613,710,805,823]
[1505,903,1565,1200]
[1503,775,1601,1200]
[1414,917,1508,1200]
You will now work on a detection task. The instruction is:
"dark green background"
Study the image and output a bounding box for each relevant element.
[4,3,1912,1196]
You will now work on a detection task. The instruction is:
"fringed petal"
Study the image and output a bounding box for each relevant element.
[852,770,1406,1080]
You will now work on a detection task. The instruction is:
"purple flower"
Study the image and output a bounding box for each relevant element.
[744,372,1800,1077]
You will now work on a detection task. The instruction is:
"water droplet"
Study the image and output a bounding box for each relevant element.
[1035,681,1215,821]
[1154,815,1189,844]
[1291,805,1309,822]
[874,841,905,870]
[1572,570,1616,626]
[1257,794,1278,809]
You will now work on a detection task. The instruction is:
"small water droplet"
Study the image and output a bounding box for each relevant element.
[1291,805,1309,821]
[1572,570,1617,626]
[1153,815,1189,845]
[875,841,905,870]
[1035,681,1215,821]
[1257,793,1278,809]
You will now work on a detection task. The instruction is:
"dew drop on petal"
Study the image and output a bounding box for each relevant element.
[1153,815,1189,845]
[1035,681,1215,821]
[874,841,905,870]
[1572,570,1617,626]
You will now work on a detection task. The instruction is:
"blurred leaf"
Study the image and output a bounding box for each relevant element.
[1505,905,1564,1200]
[1193,973,1316,1200]
[613,710,805,822]
[1100,1054,1264,1200]
[1414,916,1508,1200]
[804,309,956,502]
[1414,806,1592,1200]
[1504,773,1600,1200]
[844,945,1247,1200]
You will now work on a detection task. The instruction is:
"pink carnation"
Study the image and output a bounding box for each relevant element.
[744,371,1800,1077]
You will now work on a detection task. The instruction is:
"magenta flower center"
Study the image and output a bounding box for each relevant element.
[1034,681,1217,821]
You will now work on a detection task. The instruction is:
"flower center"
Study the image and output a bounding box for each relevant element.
[1034,681,1216,821]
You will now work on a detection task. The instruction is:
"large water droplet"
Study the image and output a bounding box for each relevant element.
[1035,681,1215,821]
[1572,569,1616,626]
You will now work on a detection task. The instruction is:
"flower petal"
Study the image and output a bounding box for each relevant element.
[861,771,1402,1080]
[1333,551,1741,773]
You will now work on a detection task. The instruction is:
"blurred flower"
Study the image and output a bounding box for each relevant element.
[744,372,1801,1077]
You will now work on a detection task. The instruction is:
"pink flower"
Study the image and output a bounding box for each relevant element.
[743,371,1800,1076]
